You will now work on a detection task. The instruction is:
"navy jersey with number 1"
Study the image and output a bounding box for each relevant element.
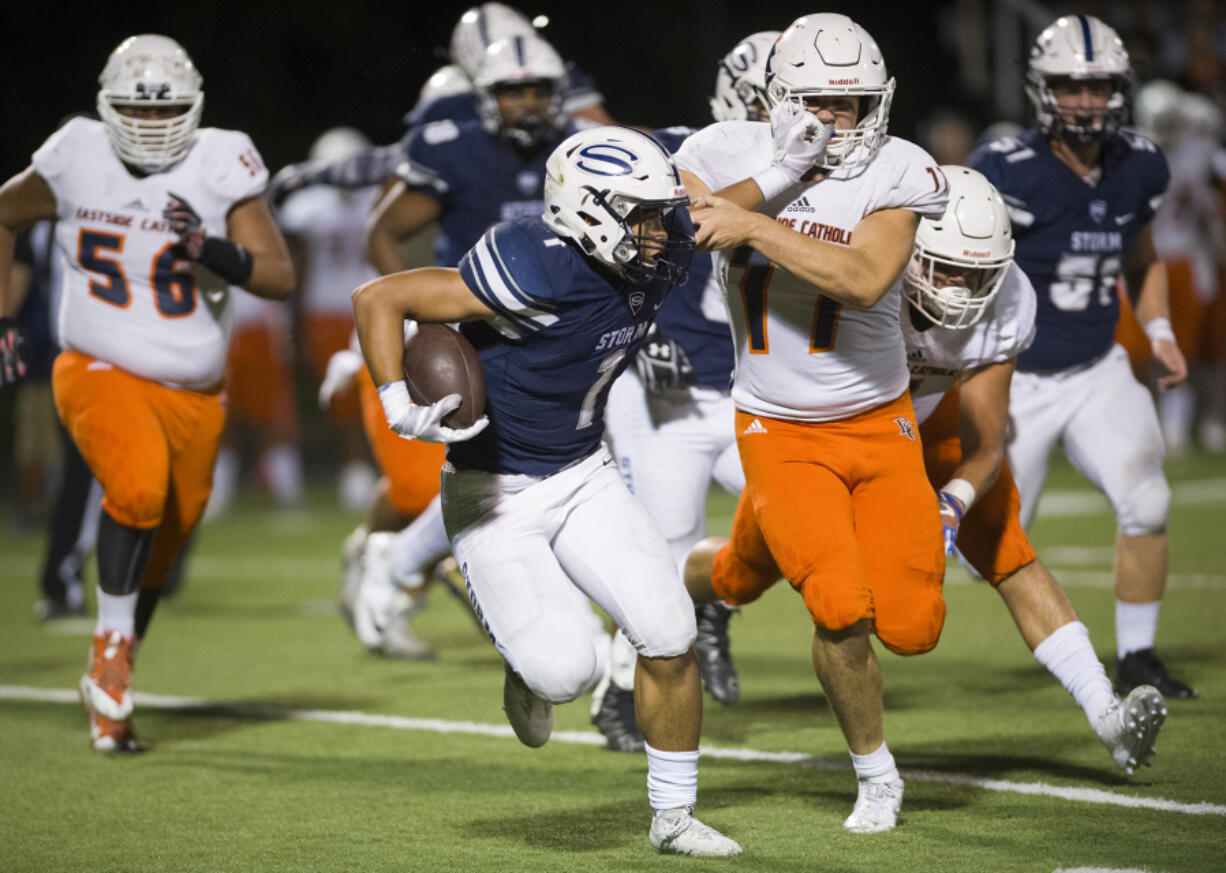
[970,127,1169,372]
[451,213,692,476]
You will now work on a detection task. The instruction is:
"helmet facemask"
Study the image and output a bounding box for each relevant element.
[903,248,1012,329]
[580,190,693,285]
[1026,72,1130,144]
[766,80,895,170]
[481,78,564,149]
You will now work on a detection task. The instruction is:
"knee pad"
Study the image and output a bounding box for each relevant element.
[873,589,946,656]
[1116,473,1171,535]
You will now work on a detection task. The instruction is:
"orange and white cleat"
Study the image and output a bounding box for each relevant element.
[79,631,139,752]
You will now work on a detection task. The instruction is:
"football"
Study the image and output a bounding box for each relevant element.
[402,322,487,429]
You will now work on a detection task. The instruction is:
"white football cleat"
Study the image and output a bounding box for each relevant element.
[352,532,399,650]
[649,806,742,856]
[502,666,552,748]
[1095,684,1167,775]
[380,590,435,661]
[843,777,904,834]
[338,526,368,629]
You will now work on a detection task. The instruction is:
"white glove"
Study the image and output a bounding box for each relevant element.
[751,101,834,201]
[318,349,364,410]
[377,380,489,444]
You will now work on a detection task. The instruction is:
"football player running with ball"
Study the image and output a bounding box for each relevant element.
[969,15,1195,699]
[352,126,740,857]
[674,13,949,833]
[0,35,295,751]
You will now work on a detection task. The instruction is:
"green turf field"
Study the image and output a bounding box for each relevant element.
[2,453,1224,873]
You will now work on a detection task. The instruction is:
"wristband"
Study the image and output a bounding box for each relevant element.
[750,165,794,202]
[198,237,254,286]
[940,477,976,512]
[1143,317,1175,347]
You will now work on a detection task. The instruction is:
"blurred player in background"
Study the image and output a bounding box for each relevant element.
[592,29,780,753]
[278,127,380,510]
[354,125,741,857]
[970,15,1196,700]
[676,13,949,833]
[0,34,295,750]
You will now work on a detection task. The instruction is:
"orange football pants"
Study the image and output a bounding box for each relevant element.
[304,313,359,422]
[52,350,225,589]
[357,367,445,516]
[919,389,1037,585]
[712,392,946,655]
[225,323,298,431]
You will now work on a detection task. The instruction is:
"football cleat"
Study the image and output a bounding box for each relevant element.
[379,590,436,661]
[1115,648,1197,700]
[694,602,740,705]
[338,526,368,629]
[649,806,742,856]
[1095,684,1167,775]
[81,631,134,721]
[502,666,553,748]
[79,674,140,752]
[843,777,904,834]
[352,532,397,649]
[590,681,644,753]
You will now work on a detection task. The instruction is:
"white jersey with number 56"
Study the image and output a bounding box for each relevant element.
[32,117,268,390]
[675,121,948,422]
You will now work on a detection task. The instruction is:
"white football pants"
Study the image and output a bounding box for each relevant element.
[1007,345,1170,536]
[441,447,698,704]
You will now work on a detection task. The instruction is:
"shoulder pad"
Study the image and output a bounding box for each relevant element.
[199,129,269,203]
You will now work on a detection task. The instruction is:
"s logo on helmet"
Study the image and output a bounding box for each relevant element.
[575,144,638,177]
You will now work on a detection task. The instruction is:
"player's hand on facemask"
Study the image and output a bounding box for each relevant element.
[769,101,834,182]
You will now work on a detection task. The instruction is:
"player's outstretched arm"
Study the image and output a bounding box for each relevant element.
[225,198,296,299]
[0,168,57,317]
[1124,223,1187,390]
[366,183,442,276]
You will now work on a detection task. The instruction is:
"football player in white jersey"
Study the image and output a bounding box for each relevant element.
[688,166,1168,775]
[0,34,295,751]
[673,14,949,833]
[969,16,1194,699]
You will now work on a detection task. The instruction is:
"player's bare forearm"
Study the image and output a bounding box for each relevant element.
[951,361,1014,498]
[366,185,440,276]
[352,267,494,386]
[227,198,295,299]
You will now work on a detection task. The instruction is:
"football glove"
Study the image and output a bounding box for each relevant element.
[377,380,488,444]
[0,317,29,385]
[751,102,834,201]
[635,323,693,393]
[937,490,966,557]
[163,192,207,259]
[318,349,364,410]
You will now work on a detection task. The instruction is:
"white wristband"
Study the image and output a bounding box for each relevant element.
[940,477,977,511]
[1144,317,1175,347]
[749,165,794,202]
[377,379,412,424]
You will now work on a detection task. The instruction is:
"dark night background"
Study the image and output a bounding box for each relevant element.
[1,1,976,177]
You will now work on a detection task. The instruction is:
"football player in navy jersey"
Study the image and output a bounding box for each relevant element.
[352,127,741,857]
[591,31,781,753]
[969,15,1194,699]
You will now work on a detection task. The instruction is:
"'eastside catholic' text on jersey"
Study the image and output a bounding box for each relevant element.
[453,214,691,476]
[970,128,1168,373]
[903,262,1038,424]
[398,117,581,268]
[32,117,268,390]
[675,122,948,421]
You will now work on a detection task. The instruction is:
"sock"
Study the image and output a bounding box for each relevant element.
[390,497,451,586]
[646,743,699,812]
[262,444,304,507]
[1116,600,1160,660]
[850,741,897,783]
[1033,621,1116,726]
[95,587,138,638]
[208,447,239,515]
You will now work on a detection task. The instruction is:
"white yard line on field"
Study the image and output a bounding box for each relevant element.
[2,684,1222,818]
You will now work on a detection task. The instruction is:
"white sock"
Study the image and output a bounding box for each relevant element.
[95,588,138,638]
[262,444,304,506]
[646,743,699,812]
[1033,621,1116,726]
[390,497,451,587]
[850,741,898,783]
[207,447,239,516]
[1116,600,1160,660]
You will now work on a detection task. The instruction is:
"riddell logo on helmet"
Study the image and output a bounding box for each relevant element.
[827,78,860,85]
[963,249,991,257]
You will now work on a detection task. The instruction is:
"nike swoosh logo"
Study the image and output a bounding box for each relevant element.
[1115,213,1135,226]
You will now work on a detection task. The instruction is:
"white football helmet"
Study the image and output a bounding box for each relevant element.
[903,166,1015,330]
[544,127,692,283]
[1025,15,1131,143]
[449,3,536,80]
[710,31,781,122]
[308,127,370,163]
[96,34,204,173]
[417,64,473,107]
[764,14,894,169]
[474,34,567,148]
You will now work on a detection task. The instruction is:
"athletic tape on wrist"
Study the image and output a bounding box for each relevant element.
[1144,317,1175,348]
[940,477,976,512]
